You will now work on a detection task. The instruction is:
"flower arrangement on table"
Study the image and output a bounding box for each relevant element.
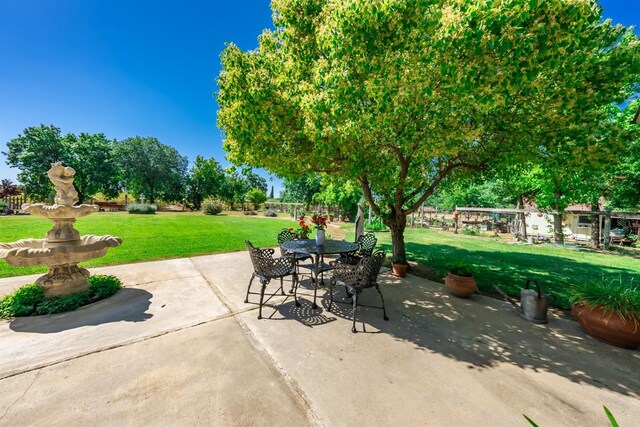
[310,213,328,230]
[294,220,311,239]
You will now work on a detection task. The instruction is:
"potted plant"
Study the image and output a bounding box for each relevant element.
[296,220,311,239]
[569,277,640,349]
[445,261,477,298]
[391,255,409,277]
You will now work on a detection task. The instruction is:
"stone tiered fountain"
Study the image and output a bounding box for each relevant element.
[0,162,122,297]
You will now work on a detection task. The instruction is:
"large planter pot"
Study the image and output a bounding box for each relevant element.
[391,263,408,277]
[445,273,477,298]
[573,304,640,349]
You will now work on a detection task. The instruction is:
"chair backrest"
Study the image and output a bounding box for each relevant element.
[277,228,297,245]
[360,250,386,285]
[277,228,297,256]
[246,240,276,274]
[356,232,377,257]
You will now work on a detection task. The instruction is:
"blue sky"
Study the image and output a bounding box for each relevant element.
[0,0,638,196]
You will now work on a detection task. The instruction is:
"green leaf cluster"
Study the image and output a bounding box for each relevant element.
[217,0,640,259]
[0,275,122,318]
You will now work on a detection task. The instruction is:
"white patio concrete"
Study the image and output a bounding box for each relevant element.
[1,252,638,426]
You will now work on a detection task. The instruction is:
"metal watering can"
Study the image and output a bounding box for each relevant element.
[495,280,554,324]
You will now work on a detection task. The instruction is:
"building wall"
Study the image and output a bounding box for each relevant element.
[525,213,592,241]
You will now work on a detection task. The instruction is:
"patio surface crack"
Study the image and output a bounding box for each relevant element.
[0,369,41,421]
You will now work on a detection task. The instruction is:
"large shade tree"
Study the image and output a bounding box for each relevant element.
[217,0,640,261]
[4,125,120,202]
[114,137,188,203]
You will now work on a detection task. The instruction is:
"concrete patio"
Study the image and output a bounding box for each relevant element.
[1,251,638,426]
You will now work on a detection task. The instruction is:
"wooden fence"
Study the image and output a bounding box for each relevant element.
[1,195,26,212]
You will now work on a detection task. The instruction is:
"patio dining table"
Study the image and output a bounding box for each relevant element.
[280,239,358,309]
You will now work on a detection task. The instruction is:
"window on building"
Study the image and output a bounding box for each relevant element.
[578,215,592,227]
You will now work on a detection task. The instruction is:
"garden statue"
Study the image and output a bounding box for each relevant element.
[0,162,122,296]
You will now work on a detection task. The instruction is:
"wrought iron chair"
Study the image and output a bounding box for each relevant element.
[277,228,313,288]
[245,240,298,319]
[337,232,378,265]
[329,250,389,333]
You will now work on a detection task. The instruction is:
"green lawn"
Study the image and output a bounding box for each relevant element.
[0,212,296,278]
[368,228,640,308]
[2,214,639,309]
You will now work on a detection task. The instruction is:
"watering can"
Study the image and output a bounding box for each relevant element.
[494,280,554,324]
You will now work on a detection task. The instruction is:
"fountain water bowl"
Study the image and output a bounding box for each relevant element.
[0,162,122,297]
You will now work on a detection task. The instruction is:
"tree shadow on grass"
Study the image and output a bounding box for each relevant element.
[394,242,640,308]
[320,268,640,397]
[9,288,153,333]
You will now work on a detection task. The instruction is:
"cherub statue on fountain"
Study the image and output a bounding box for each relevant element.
[48,161,79,206]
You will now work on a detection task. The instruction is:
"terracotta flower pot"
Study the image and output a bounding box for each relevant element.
[445,273,477,298]
[573,304,640,349]
[391,263,408,277]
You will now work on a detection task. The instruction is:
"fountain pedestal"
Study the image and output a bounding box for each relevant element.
[0,162,122,297]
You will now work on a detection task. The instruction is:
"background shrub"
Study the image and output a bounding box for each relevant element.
[243,210,257,215]
[264,209,277,217]
[202,198,224,215]
[365,218,387,231]
[127,203,157,214]
[0,275,122,318]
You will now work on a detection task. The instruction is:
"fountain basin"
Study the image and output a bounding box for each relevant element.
[0,235,122,267]
[22,203,99,219]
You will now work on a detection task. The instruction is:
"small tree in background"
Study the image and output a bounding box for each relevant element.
[246,188,267,210]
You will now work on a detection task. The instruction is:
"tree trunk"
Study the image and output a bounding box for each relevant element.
[553,213,564,244]
[386,211,407,263]
[517,195,527,238]
[590,203,600,248]
[553,192,564,244]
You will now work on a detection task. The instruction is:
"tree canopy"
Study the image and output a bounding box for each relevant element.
[114,137,188,203]
[4,125,121,202]
[218,0,640,259]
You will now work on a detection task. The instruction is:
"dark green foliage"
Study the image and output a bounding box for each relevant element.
[127,203,157,214]
[264,209,278,217]
[114,136,188,203]
[568,276,640,323]
[3,125,121,202]
[202,198,224,215]
[0,275,122,318]
[88,274,122,299]
[0,284,45,317]
[448,261,475,277]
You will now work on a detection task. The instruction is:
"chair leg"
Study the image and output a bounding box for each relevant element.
[258,280,268,320]
[280,277,286,295]
[328,279,334,312]
[293,273,300,307]
[351,292,358,333]
[245,273,256,303]
[376,284,389,321]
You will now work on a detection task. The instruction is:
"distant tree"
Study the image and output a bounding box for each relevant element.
[219,169,249,209]
[246,188,267,210]
[188,156,226,210]
[269,185,275,199]
[62,132,121,202]
[0,179,21,198]
[314,177,361,218]
[3,125,65,201]
[280,174,322,207]
[114,137,188,203]
[242,169,268,193]
[4,125,120,202]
